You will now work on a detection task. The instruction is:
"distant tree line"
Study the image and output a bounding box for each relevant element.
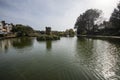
[12,24,35,37]
[36,28,75,37]
[75,2,120,36]
[1,20,75,38]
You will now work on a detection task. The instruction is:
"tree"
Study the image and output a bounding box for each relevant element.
[64,29,75,37]
[75,9,102,35]
[12,24,34,37]
[68,29,75,37]
[110,2,120,29]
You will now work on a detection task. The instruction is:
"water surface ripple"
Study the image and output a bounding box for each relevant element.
[0,37,120,80]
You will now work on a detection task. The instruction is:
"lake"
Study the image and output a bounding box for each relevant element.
[0,37,120,80]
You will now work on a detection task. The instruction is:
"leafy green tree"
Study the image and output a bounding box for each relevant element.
[110,2,120,29]
[75,9,102,35]
[68,29,75,37]
[65,29,69,35]
[12,24,34,37]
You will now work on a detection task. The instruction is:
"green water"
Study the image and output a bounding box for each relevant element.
[0,37,120,80]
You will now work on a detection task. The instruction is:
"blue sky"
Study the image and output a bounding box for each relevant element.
[0,0,119,31]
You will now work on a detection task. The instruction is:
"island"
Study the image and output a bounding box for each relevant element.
[0,21,75,40]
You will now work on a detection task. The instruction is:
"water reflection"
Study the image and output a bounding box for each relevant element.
[36,39,52,51]
[12,37,33,49]
[46,40,52,50]
[76,38,94,60]
[76,37,120,80]
[0,39,11,53]
[0,37,120,80]
[106,38,120,48]
[0,37,34,53]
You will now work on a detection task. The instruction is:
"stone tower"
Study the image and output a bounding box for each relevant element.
[46,27,51,35]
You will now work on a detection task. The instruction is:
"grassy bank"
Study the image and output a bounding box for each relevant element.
[77,35,120,39]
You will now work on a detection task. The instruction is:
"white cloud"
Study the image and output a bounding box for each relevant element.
[0,0,119,31]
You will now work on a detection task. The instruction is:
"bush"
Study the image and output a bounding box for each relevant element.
[37,35,60,41]
[12,24,34,37]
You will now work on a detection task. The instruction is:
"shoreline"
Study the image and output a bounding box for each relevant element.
[0,36,16,40]
[77,35,120,39]
[1,35,120,40]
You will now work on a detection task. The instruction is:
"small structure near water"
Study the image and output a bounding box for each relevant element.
[0,21,13,34]
[46,27,51,35]
[37,27,60,41]
[0,21,15,38]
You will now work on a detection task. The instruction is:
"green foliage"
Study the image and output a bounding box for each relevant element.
[110,2,120,29]
[56,29,75,37]
[75,9,102,35]
[57,32,67,37]
[37,35,60,41]
[12,24,34,37]
[68,29,75,37]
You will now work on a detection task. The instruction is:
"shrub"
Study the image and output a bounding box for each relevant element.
[37,35,60,41]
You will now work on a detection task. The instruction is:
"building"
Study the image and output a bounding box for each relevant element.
[0,21,13,34]
[46,27,51,35]
[5,23,13,33]
[0,21,4,33]
[98,21,113,30]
